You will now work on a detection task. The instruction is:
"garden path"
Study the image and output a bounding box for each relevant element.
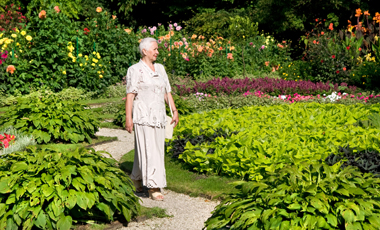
[94,128,219,230]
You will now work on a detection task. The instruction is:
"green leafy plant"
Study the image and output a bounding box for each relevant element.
[0,94,99,144]
[0,147,140,229]
[169,103,380,180]
[205,163,380,229]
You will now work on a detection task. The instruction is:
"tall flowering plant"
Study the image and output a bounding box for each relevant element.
[0,133,16,150]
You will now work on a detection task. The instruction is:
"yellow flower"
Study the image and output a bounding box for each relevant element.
[97,71,101,74]
[92,58,98,63]
[363,82,365,84]
[11,34,17,38]
[62,71,66,75]
[19,50,22,53]
[99,75,103,78]
[68,53,73,58]
[99,64,102,67]
[85,55,89,59]
[21,31,26,36]
[72,57,76,62]
[375,35,379,41]
[0,33,3,38]
[91,63,96,66]
[26,35,32,41]
[93,51,96,55]
[353,74,355,76]
[97,54,101,59]
[16,43,20,46]
[80,63,83,66]
[78,53,83,57]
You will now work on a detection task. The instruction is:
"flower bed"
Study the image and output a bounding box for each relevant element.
[175,77,357,96]
[167,103,380,180]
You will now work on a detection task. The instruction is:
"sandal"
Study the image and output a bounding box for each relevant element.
[148,188,164,201]
[131,179,143,193]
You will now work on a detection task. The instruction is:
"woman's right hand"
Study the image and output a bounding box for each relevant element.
[126,118,133,133]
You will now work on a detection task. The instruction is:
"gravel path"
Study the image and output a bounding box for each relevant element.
[94,128,219,230]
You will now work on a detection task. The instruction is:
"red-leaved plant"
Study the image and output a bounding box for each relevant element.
[0,4,27,32]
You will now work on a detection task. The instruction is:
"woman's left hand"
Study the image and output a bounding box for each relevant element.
[171,111,179,128]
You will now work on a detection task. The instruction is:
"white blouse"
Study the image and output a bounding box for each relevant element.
[126,60,172,127]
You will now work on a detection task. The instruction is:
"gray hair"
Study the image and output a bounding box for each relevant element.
[139,37,157,57]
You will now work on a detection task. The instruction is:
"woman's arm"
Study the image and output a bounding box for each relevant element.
[166,92,179,128]
[125,93,135,133]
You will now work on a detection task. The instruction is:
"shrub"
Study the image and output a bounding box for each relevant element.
[0,147,140,229]
[351,61,380,91]
[0,126,35,155]
[0,4,27,32]
[0,94,99,144]
[205,163,380,229]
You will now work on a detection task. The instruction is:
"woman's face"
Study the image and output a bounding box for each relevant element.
[143,42,159,62]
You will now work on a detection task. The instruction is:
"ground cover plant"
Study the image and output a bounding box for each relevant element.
[205,163,380,229]
[0,147,140,229]
[174,77,357,96]
[167,103,380,180]
[0,94,99,144]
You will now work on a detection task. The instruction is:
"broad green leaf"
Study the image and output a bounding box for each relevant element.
[11,162,28,172]
[56,214,72,230]
[326,214,337,227]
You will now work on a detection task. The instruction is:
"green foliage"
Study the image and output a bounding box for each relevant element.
[351,62,380,91]
[0,126,36,155]
[205,163,380,229]
[0,94,99,144]
[168,103,380,180]
[0,87,94,107]
[228,15,259,42]
[0,6,138,95]
[0,147,140,229]
[113,102,126,128]
[326,145,380,176]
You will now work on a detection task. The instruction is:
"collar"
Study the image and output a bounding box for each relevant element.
[140,60,159,77]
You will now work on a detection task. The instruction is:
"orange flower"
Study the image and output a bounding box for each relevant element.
[164,34,170,40]
[355,8,362,17]
[197,46,203,52]
[321,31,324,35]
[207,52,213,57]
[112,15,117,19]
[313,40,316,44]
[169,31,174,36]
[343,67,347,71]
[38,10,46,19]
[6,65,15,74]
[191,34,197,40]
[54,6,60,13]
[218,47,223,51]
[208,49,214,54]
[328,23,334,31]
[265,61,269,66]
[227,53,233,60]
[347,20,351,24]
[364,11,370,16]
[179,41,184,46]
[124,28,131,34]
[96,7,102,13]
[230,46,235,51]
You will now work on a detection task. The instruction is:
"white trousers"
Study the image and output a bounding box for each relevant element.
[130,124,167,188]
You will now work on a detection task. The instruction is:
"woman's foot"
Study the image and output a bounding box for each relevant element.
[131,179,143,193]
[148,188,164,201]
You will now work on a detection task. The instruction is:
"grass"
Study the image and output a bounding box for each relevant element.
[37,136,118,152]
[120,149,239,200]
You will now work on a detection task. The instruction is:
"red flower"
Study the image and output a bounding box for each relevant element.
[321,60,324,63]
[343,67,347,71]
[346,46,350,50]
[321,31,324,35]
[84,28,90,35]
[332,55,336,59]
[358,48,362,51]
[315,18,318,22]
[329,23,334,31]
[336,70,340,74]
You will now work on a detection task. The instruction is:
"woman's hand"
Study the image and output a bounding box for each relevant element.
[171,111,179,128]
[126,118,134,133]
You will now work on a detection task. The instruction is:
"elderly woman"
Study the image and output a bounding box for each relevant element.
[125,37,179,201]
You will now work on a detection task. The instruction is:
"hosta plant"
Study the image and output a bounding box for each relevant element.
[0,147,140,229]
[205,163,380,230]
[0,94,99,144]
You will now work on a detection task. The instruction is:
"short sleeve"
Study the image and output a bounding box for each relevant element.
[159,64,172,93]
[126,67,138,94]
